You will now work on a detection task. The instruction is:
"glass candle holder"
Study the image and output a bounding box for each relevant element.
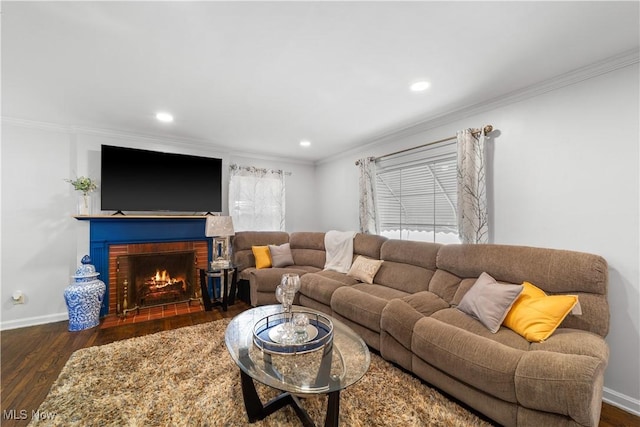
[292,313,309,343]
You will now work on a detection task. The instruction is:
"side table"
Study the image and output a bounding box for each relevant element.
[199,265,237,312]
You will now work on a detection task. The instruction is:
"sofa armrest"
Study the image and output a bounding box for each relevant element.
[515,350,608,426]
[248,267,310,306]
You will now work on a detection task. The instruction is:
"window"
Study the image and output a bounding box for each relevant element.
[375,141,460,243]
[228,165,286,231]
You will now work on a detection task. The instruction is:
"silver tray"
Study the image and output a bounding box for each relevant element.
[253,311,334,356]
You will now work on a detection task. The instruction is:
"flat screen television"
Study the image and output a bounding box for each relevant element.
[101,145,222,213]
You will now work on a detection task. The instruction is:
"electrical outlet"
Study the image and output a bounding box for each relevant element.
[12,290,25,304]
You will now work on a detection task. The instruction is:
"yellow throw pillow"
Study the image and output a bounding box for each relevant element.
[252,246,272,269]
[503,281,578,342]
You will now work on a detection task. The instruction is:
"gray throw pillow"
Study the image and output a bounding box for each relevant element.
[457,272,524,333]
[268,243,294,268]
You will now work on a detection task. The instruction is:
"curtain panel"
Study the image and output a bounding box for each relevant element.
[456,129,488,244]
[357,157,378,234]
[228,164,286,232]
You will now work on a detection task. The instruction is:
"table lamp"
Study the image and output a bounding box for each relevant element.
[205,215,235,268]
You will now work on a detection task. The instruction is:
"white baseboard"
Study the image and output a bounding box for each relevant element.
[603,387,640,417]
[0,312,68,331]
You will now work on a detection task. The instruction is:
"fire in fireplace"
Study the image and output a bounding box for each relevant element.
[116,250,197,316]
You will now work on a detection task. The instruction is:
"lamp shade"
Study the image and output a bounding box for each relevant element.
[205,216,235,237]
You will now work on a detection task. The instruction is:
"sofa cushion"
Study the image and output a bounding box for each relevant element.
[380,239,441,270]
[268,243,294,268]
[431,308,531,351]
[347,256,383,284]
[427,269,462,304]
[313,269,359,285]
[331,286,397,333]
[374,240,440,294]
[299,273,355,306]
[375,261,434,294]
[353,233,387,259]
[290,232,326,269]
[412,316,522,402]
[457,272,523,333]
[380,292,449,350]
[531,328,610,361]
[503,281,578,342]
[249,267,313,293]
[351,283,410,301]
[251,246,272,269]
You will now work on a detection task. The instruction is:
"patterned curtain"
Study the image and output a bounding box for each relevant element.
[457,129,488,244]
[228,164,286,231]
[357,157,378,234]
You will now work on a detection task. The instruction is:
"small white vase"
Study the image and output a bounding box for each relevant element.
[77,194,92,216]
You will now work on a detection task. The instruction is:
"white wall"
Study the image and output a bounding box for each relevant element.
[1,125,76,327]
[0,126,320,330]
[316,64,640,414]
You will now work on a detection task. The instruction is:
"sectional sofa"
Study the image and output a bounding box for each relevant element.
[232,231,609,427]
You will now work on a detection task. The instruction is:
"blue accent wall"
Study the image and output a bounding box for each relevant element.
[77,217,210,316]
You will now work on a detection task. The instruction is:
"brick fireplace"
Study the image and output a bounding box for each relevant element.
[109,241,207,316]
[79,216,211,317]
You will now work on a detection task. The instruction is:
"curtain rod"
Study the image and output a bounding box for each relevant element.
[355,125,493,166]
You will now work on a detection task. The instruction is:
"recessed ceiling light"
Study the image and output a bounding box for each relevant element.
[300,140,311,147]
[410,81,431,92]
[156,112,174,123]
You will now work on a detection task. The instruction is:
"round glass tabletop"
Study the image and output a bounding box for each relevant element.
[225,305,370,395]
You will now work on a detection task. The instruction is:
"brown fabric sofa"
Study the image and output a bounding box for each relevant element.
[232,231,609,427]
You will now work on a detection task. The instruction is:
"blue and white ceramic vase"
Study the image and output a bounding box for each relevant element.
[64,255,106,331]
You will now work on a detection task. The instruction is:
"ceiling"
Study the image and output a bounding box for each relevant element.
[2,1,639,162]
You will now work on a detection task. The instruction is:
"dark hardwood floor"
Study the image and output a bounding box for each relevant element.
[2,302,638,427]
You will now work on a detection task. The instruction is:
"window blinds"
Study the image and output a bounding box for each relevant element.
[375,141,458,238]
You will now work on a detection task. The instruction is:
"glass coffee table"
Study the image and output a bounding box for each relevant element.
[225,305,370,427]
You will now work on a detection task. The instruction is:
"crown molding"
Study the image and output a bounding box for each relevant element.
[1,117,72,133]
[317,48,639,165]
[1,116,315,165]
[227,150,315,166]
[1,117,233,154]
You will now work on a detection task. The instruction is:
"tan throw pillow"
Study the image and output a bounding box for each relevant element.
[457,272,524,333]
[347,256,383,284]
[268,243,294,268]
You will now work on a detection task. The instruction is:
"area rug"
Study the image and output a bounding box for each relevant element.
[30,319,494,426]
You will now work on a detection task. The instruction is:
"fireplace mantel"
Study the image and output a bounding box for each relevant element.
[76,215,211,316]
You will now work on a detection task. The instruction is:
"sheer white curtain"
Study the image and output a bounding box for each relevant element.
[228,165,286,231]
[357,157,378,234]
[457,128,488,244]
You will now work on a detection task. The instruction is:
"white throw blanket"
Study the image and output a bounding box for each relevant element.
[324,230,356,273]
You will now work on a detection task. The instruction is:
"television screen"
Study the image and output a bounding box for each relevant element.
[101,145,222,213]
